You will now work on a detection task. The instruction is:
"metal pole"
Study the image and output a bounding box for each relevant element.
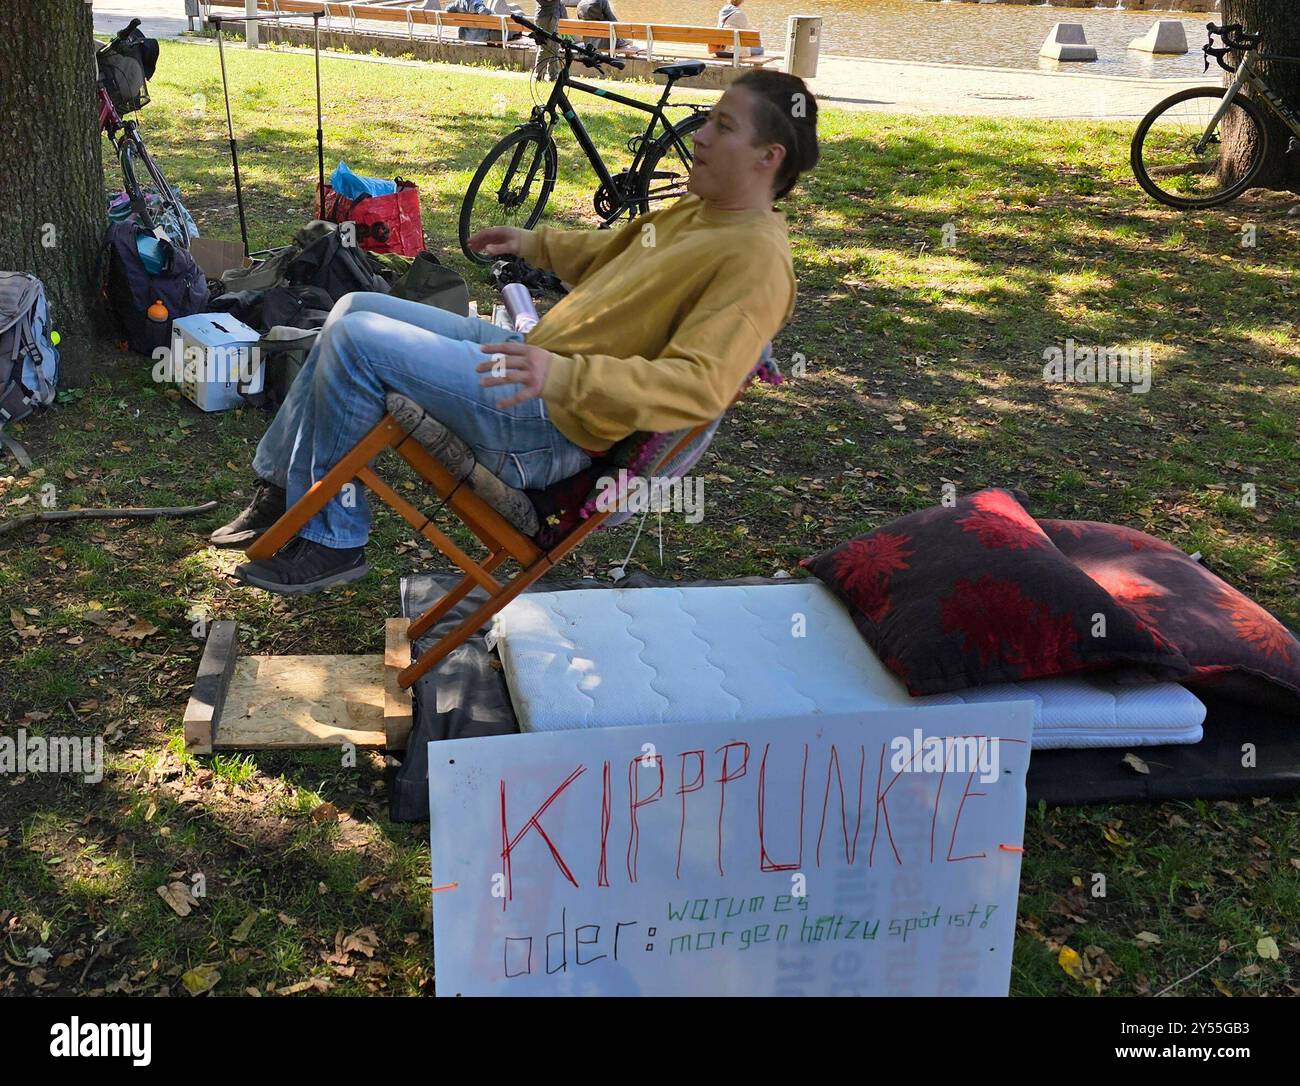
[314,12,325,213]
[245,0,259,48]
[214,22,252,258]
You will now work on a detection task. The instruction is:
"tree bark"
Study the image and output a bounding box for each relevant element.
[0,1,105,384]
[1221,0,1300,195]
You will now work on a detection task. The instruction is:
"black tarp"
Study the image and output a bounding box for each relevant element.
[390,573,1300,822]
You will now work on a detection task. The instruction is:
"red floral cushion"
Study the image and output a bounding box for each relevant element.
[1041,519,1300,712]
[801,489,1191,695]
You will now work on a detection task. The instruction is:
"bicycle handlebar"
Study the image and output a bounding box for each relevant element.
[510,13,625,71]
[1204,22,1264,73]
[98,18,143,58]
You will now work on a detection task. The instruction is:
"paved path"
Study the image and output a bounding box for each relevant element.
[94,0,1208,119]
[810,54,1204,120]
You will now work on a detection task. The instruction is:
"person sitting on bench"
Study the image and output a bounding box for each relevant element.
[215,70,819,595]
[576,0,636,53]
[712,0,764,59]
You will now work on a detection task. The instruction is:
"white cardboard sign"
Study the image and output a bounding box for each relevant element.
[428,703,1033,996]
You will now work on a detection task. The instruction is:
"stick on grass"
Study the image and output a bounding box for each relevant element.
[0,501,219,537]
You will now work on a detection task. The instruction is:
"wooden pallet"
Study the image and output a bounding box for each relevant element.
[182,618,413,755]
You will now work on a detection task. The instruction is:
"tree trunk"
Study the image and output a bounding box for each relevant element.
[0,1,105,384]
[1221,0,1300,195]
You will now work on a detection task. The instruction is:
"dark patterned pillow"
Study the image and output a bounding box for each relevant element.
[801,489,1190,696]
[1041,519,1300,712]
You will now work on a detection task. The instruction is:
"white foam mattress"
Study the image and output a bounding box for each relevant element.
[490,583,1206,750]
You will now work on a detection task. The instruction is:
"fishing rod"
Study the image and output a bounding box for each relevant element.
[206,10,327,258]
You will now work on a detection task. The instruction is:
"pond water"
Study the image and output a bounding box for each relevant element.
[601,0,1212,78]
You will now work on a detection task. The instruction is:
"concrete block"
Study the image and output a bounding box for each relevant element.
[1129,19,1189,54]
[1040,23,1097,62]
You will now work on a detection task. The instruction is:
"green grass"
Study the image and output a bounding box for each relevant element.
[1,40,1297,997]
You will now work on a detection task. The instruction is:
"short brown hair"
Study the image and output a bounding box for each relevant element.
[733,70,820,200]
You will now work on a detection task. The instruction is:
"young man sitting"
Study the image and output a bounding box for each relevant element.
[215,70,819,595]
[711,0,764,59]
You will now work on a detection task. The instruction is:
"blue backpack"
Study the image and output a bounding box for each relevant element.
[0,271,60,468]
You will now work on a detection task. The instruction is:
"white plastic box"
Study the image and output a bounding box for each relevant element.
[169,313,261,412]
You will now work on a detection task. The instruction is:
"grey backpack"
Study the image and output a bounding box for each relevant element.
[0,272,60,468]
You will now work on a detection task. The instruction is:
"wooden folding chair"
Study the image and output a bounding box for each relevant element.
[246,345,782,690]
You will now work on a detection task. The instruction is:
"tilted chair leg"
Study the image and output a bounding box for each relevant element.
[407,550,510,642]
[398,512,611,688]
[399,554,554,688]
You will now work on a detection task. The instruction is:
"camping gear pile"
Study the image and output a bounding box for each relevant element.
[201,220,469,411]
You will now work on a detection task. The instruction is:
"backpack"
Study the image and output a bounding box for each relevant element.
[260,284,336,331]
[96,28,159,115]
[105,221,209,356]
[286,229,389,300]
[391,251,470,316]
[0,272,60,468]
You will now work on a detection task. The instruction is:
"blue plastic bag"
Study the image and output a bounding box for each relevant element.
[329,161,397,201]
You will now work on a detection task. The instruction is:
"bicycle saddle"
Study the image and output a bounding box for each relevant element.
[655,61,706,80]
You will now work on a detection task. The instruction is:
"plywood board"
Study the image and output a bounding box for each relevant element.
[215,654,388,749]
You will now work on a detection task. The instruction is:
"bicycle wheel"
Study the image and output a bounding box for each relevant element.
[120,136,191,248]
[1131,86,1269,210]
[118,138,157,232]
[635,111,706,215]
[460,126,557,265]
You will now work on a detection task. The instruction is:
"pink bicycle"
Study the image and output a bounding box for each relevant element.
[98,18,190,248]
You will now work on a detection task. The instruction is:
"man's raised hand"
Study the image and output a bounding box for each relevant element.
[477,341,552,409]
[466,226,523,259]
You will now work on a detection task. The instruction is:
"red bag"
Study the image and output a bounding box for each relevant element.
[317,178,424,257]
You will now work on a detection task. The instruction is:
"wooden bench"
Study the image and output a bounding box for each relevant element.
[203,0,776,69]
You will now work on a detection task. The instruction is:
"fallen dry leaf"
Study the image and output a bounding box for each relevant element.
[157,882,199,918]
[342,927,380,958]
[109,618,159,642]
[278,976,333,995]
[180,963,220,995]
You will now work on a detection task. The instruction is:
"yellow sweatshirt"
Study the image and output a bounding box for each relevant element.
[518,193,795,451]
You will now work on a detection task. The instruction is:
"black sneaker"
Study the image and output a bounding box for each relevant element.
[210,479,287,546]
[234,537,369,595]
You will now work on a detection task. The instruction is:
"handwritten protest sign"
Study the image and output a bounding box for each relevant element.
[428,703,1033,996]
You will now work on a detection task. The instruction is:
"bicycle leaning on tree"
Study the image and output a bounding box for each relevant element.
[1131,22,1300,210]
[97,18,191,247]
[459,13,708,264]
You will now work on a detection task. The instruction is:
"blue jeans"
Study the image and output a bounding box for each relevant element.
[252,292,592,548]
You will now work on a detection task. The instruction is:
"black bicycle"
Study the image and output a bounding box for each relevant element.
[459,14,707,264]
[97,19,190,247]
[1131,22,1300,209]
